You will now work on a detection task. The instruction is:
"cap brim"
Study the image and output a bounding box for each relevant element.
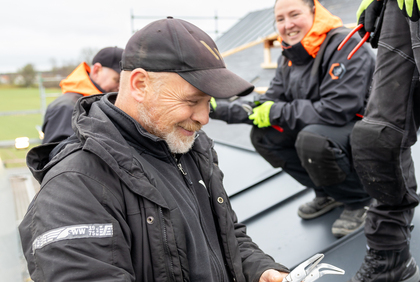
[112,67,122,74]
[178,68,254,99]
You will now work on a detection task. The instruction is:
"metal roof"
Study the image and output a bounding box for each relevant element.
[216,8,276,53]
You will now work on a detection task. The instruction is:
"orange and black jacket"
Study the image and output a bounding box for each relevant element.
[262,0,375,131]
[42,62,104,144]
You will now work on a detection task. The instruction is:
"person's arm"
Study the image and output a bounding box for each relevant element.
[19,169,135,281]
[209,98,255,124]
[267,34,374,131]
[210,56,287,126]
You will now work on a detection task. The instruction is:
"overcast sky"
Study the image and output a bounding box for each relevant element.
[0,0,276,74]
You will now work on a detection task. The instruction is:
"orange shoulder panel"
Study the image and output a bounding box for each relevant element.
[59,62,102,96]
[300,0,342,58]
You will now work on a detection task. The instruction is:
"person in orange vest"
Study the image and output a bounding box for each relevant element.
[42,46,123,144]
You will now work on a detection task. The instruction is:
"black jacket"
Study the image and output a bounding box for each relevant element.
[262,31,375,131]
[41,92,82,144]
[19,93,289,282]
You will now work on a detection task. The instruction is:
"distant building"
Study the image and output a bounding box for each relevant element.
[0,75,10,84]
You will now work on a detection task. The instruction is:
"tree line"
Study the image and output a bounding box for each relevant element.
[2,47,99,88]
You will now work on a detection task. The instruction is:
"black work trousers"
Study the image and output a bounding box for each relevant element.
[251,122,371,208]
[351,0,420,250]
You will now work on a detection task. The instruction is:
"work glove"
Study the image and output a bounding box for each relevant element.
[210,97,217,111]
[249,101,274,128]
[398,0,420,21]
[356,0,384,40]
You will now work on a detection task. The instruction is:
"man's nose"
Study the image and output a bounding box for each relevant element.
[191,102,210,126]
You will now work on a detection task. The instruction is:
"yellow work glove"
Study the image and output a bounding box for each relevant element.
[398,0,420,21]
[249,101,274,128]
[210,97,217,111]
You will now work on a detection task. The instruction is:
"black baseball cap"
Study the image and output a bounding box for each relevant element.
[92,47,124,74]
[120,17,254,99]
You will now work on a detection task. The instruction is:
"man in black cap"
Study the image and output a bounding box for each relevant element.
[41,46,124,144]
[19,18,289,282]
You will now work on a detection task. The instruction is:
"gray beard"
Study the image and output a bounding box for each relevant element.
[137,104,196,154]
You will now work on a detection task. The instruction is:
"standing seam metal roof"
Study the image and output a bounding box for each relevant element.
[216,8,275,53]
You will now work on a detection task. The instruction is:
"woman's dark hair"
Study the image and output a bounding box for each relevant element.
[275,0,314,9]
[302,0,315,9]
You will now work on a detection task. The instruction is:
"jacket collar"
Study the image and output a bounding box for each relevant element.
[59,62,103,96]
[97,93,173,161]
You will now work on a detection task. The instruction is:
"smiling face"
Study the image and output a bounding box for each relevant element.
[138,72,211,154]
[275,0,315,46]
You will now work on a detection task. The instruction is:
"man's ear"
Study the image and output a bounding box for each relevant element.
[90,63,102,80]
[129,68,149,103]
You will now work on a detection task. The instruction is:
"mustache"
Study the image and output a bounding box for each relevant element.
[178,121,202,132]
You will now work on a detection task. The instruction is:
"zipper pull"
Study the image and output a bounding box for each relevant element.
[177,163,187,176]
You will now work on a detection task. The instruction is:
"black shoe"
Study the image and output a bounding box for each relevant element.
[331,206,369,238]
[348,246,420,282]
[298,196,342,219]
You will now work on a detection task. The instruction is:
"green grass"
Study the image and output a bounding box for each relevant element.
[0,86,59,111]
[0,114,44,140]
[0,86,60,167]
[0,145,37,168]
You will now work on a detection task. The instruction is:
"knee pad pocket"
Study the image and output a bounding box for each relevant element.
[296,131,348,187]
[351,121,406,205]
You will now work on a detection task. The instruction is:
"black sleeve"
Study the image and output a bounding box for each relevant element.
[209,98,254,124]
[19,168,135,281]
[42,94,81,144]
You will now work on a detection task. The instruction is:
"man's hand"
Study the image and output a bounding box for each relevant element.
[356,0,384,39]
[259,269,289,282]
[249,101,274,128]
[398,0,420,21]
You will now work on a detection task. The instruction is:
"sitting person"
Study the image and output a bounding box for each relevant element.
[210,0,375,237]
